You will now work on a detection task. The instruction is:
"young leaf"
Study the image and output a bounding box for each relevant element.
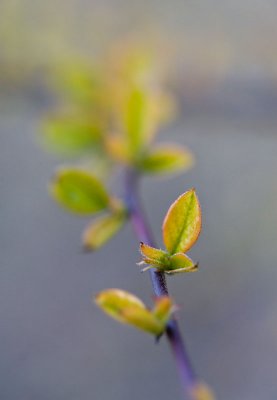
[162,189,201,254]
[94,289,166,336]
[95,289,145,322]
[50,169,110,215]
[140,243,168,263]
[160,254,198,275]
[123,86,148,153]
[139,244,197,274]
[42,117,102,157]
[170,253,195,271]
[83,211,127,250]
[139,243,170,272]
[124,296,173,335]
[139,145,194,175]
[121,307,164,335]
[152,296,173,325]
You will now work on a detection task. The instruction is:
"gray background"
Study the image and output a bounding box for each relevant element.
[1,1,277,399]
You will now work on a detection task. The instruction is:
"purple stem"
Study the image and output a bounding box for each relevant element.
[124,168,198,398]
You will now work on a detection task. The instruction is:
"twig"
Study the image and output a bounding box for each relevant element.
[124,168,198,398]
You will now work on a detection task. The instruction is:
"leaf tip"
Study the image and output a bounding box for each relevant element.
[139,241,147,255]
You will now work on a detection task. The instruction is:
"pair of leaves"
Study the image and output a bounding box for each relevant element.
[95,289,173,336]
[140,189,201,274]
[106,138,194,176]
[140,243,197,275]
[50,169,127,249]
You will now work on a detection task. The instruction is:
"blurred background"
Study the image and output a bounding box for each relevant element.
[1,1,277,399]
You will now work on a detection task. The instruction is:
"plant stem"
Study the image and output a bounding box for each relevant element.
[124,168,198,399]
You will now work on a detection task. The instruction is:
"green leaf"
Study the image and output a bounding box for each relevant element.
[139,243,197,274]
[123,86,148,153]
[50,169,110,215]
[166,253,198,274]
[162,189,201,254]
[95,289,166,336]
[140,243,169,264]
[95,289,145,320]
[42,117,102,157]
[83,210,127,250]
[139,145,194,175]
[121,307,164,335]
[139,242,171,272]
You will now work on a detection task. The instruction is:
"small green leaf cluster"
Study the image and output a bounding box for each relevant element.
[41,46,194,172]
[140,189,201,274]
[43,46,194,252]
[42,45,201,337]
[50,168,127,250]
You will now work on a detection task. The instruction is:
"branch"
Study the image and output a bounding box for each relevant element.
[124,168,198,399]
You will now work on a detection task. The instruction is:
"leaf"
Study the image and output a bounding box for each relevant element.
[163,254,198,275]
[121,307,164,335]
[162,189,201,254]
[140,243,168,264]
[95,289,166,335]
[170,253,195,271]
[83,210,127,250]
[139,145,194,175]
[95,289,145,322]
[123,86,148,153]
[152,297,173,325]
[42,117,102,157]
[50,169,110,215]
[190,383,216,400]
[139,244,197,274]
[139,243,170,272]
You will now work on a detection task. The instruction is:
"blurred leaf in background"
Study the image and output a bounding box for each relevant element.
[95,289,174,336]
